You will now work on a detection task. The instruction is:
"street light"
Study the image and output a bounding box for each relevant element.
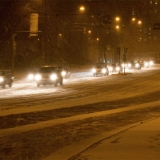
[132,17,136,22]
[138,20,142,25]
[115,16,120,22]
[116,25,120,30]
[79,6,85,12]
[88,30,91,34]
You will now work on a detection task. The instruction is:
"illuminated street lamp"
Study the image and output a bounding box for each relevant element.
[132,17,136,22]
[116,25,120,30]
[79,6,85,12]
[88,30,91,34]
[138,20,142,25]
[115,16,120,22]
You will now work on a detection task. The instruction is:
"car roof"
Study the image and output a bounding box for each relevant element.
[39,66,59,73]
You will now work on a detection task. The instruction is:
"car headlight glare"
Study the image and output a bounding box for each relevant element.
[92,68,96,73]
[0,77,4,82]
[109,67,113,71]
[35,74,41,81]
[135,63,140,67]
[28,74,34,80]
[116,66,120,71]
[144,62,148,67]
[50,74,57,80]
[128,63,131,68]
[149,61,153,66]
[102,68,106,73]
[61,71,66,76]
[122,63,125,68]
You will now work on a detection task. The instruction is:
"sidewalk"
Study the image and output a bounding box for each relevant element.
[75,117,160,160]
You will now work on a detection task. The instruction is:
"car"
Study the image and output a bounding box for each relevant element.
[35,66,63,87]
[92,63,109,76]
[134,60,142,70]
[0,70,14,89]
[141,60,154,68]
[116,63,123,73]
[57,66,71,78]
[129,60,141,70]
[108,64,116,73]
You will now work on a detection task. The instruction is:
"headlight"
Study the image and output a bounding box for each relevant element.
[35,74,41,81]
[144,62,148,67]
[121,63,125,68]
[61,71,66,77]
[0,77,4,82]
[92,68,96,73]
[128,63,132,68]
[116,66,120,71]
[135,63,140,68]
[28,74,34,80]
[50,74,57,80]
[108,67,113,72]
[149,61,153,66]
[102,68,106,73]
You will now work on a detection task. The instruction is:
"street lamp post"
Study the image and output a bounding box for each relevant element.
[11,33,17,75]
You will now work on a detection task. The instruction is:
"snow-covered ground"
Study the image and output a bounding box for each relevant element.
[0,64,160,160]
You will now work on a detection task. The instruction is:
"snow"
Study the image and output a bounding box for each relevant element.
[0,64,160,160]
[72,117,160,160]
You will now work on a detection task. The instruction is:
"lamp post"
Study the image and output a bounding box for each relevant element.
[11,33,17,75]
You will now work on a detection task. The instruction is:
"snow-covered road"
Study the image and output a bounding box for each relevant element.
[0,65,160,160]
[0,66,159,112]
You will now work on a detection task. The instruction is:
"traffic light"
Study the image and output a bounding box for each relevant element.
[117,47,120,54]
[124,47,128,53]
[123,53,127,62]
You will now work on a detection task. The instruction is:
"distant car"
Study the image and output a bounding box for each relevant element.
[142,60,154,68]
[0,70,14,89]
[108,64,116,73]
[57,66,71,78]
[115,63,123,72]
[130,60,141,70]
[92,63,109,76]
[35,66,63,87]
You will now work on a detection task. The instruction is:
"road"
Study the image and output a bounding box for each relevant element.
[0,65,160,160]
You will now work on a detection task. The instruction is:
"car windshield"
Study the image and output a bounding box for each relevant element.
[39,67,56,73]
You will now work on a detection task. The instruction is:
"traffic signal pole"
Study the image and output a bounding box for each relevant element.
[123,47,127,73]
[11,33,17,75]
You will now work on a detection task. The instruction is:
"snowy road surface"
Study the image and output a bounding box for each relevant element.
[0,66,159,113]
[0,65,160,160]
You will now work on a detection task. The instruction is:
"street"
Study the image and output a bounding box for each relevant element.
[0,65,160,160]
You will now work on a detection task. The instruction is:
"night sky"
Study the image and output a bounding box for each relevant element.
[0,0,160,69]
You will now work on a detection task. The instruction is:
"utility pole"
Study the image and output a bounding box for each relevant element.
[11,33,17,75]
[123,47,127,73]
[117,47,120,64]
[42,0,46,65]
